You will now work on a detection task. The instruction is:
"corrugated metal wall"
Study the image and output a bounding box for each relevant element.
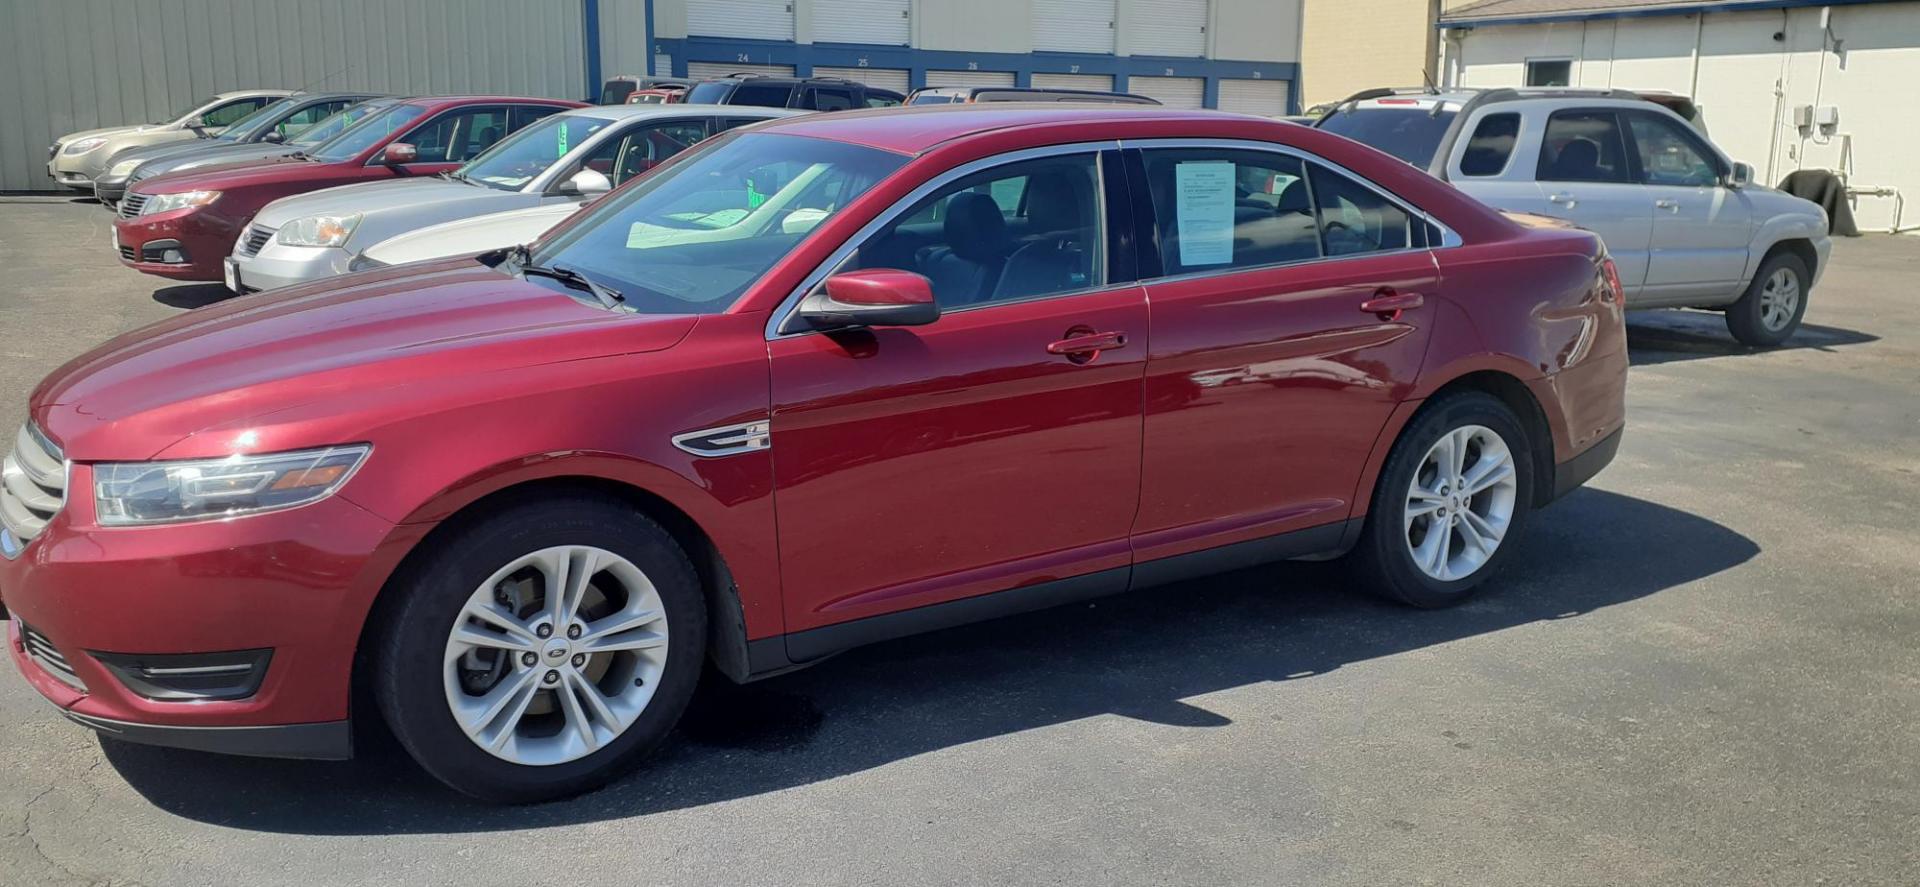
[0,0,590,192]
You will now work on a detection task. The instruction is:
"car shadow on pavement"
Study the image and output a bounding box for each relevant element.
[152,284,236,310]
[101,487,1757,832]
[1627,310,1877,366]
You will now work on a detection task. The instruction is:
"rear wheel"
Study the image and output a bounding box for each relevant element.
[373,495,706,803]
[1725,251,1809,347]
[1350,391,1535,608]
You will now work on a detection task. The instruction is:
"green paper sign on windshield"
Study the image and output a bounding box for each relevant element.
[556,125,569,155]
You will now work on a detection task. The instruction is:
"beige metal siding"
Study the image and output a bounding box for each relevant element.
[1217,78,1289,115]
[0,0,588,192]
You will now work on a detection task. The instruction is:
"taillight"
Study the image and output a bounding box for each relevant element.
[1600,257,1624,304]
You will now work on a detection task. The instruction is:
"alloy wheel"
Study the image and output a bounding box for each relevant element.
[442,545,669,766]
[1404,425,1519,582]
[1759,267,1801,332]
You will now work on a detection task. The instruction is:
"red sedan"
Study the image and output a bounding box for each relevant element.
[6,106,1626,802]
[111,94,585,283]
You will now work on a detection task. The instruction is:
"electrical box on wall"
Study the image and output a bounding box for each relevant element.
[1792,104,1815,129]
[1815,105,1840,129]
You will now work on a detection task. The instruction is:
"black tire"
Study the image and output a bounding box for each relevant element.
[1349,391,1537,608]
[372,494,706,803]
[1725,251,1810,347]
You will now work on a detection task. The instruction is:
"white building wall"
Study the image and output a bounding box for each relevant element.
[1448,2,1920,232]
[0,0,589,192]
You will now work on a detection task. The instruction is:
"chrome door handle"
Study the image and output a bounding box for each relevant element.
[1654,198,1680,211]
[1547,192,1576,208]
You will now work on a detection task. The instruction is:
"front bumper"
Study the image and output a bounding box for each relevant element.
[94,176,129,204]
[229,236,354,291]
[2,477,406,759]
[48,153,106,190]
[112,206,239,281]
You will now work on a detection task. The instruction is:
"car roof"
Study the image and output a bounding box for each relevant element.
[750,104,1279,155]
[214,89,295,99]
[551,103,806,121]
[396,95,582,109]
[287,91,389,102]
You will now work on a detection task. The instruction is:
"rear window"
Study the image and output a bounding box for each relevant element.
[600,80,637,105]
[686,81,735,104]
[1316,107,1458,167]
[731,82,795,108]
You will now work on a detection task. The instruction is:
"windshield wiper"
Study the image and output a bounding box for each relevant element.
[520,260,624,309]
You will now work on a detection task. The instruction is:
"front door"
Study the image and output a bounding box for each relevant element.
[1626,110,1753,304]
[1126,146,1440,567]
[767,150,1148,635]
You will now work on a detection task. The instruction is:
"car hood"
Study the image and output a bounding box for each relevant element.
[132,154,336,194]
[60,124,162,144]
[363,201,584,265]
[253,178,528,229]
[110,136,232,168]
[31,261,698,460]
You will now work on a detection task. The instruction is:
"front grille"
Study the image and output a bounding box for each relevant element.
[118,192,149,218]
[239,225,274,257]
[118,244,137,262]
[19,621,85,692]
[1,423,66,558]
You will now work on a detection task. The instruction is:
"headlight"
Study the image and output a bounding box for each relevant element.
[64,137,108,155]
[108,158,143,178]
[94,444,370,526]
[277,214,363,248]
[140,190,221,215]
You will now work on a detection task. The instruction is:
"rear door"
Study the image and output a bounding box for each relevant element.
[1529,109,1653,296]
[1624,110,1753,302]
[1125,143,1440,570]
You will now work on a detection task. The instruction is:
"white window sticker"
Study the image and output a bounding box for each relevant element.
[1174,161,1236,266]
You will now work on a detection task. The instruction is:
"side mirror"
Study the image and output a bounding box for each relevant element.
[261,130,285,144]
[558,168,613,197]
[381,142,419,165]
[796,269,939,330]
[1728,161,1755,189]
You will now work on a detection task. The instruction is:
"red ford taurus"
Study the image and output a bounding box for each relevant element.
[111,94,585,283]
[6,106,1625,802]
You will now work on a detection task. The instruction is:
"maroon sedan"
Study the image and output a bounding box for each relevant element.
[112,94,585,282]
[8,106,1625,802]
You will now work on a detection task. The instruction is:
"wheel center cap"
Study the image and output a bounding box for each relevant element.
[543,640,571,663]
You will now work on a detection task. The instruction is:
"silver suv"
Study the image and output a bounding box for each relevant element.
[1318,87,1831,346]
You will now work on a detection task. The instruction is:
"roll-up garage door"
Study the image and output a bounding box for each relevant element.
[687,62,796,81]
[814,67,911,94]
[1130,0,1208,57]
[689,0,794,41]
[1032,72,1116,92]
[1127,76,1205,108]
[1217,79,1289,116]
[1033,0,1117,54]
[654,54,673,77]
[925,70,1017,89]
[815,0,911,45]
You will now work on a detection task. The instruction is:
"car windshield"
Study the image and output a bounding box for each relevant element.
[306,103,428,162]
[459,114,617,191]
[162,96,219,126]
[216,98,297,142]
[908,93,962,105]
[686,82,734,104]
[290,100,393,148]
[526,132,904,315]
[1317,106,1460,167]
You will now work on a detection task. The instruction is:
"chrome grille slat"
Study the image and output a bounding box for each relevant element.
[20,622,85,691]
[1,423,65,556]
[119,192,149,218]
[239,225,274,257]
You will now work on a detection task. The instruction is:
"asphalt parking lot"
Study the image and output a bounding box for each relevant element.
[1,194,1916,885]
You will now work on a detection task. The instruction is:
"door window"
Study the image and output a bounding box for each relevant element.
[406,107,512,163]
[731,82,796,107]
[1139,148,1321,275]
[1306,163,1418,256]
[1628,114,1722,186]
[846,154,1104,308]
[279,100,353,138]
[1458,112,1520,177]
[202,97,271,127]
[1537,110,1631,183]
[803,86,858,111]
[589,121,710,186]
[512,105,568,129]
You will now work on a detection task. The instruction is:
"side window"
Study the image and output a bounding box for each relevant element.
[804,86,858,112]
[1459,112,1520,177]
[278,101,350,138]
[407,107,512,163]
[1306,164,1416,256]
[512,105,567,129]
[719,117,768,133]
[600,121,708,185]
[1627,114,1722,187]
[849,154,1104,308]
[203,98,268,127]
[1141,148,1320,275]
[731,82,795,108]
[1538,110,1631,184]
[865,91,903,108]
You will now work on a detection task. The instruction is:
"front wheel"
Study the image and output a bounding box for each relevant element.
[1349,391,1536,608]
[1725,252,1810,347]
[372,495,707,803]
